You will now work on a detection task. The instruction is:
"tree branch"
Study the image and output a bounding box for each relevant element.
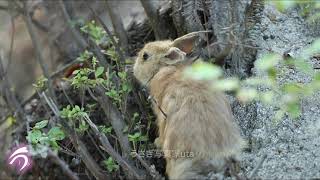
[40,92,109,179]
[104,0,129,55]
[58,0,112,73]
[87,3,126,64]
[58,0,87,49]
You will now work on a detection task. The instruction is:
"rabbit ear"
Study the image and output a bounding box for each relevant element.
[163,47,186,65]
[171,31,211,54]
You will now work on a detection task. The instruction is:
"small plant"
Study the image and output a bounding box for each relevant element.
[99,125,113,135]
[70,66,106,89]
[60,105,89,133]
[131,112,139,122]
[128,132,148,151]
[105,88,122,105]
[26,120,65,152]
[60,105,87,119]
[32,77,48,91]
[77,50,93,62]
[105,71,132,107]
[70,68,96,89]
[268,0,320,23]
[80,20,106,45]
[102,157,119,173]
[118,71,132,94]
[184,37,320,122]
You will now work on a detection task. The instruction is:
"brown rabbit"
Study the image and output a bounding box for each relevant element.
[133,32,245,179]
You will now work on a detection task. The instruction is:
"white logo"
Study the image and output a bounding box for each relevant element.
[7,145,32,174]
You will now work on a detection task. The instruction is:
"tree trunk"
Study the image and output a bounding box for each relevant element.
[170,0,264,77]
[140,0,176,40]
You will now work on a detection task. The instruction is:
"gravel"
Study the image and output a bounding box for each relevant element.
[233,4,320,179]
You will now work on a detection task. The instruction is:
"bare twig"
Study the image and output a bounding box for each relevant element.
[3,15,15,77]
[60,81,75,106]
[0,54,24,121]
[87,132,108,160]
[88,38,111,71]
[0,5,9,11]
[20,56,103,110]
[248,153,267,179]
[58,0,87,49]
[83,114,144,179]
[104,0,129,55]
[59,0,111,73]
[23,1,57,104]
[134,153,163,180]
[87,3,126,64]
[47,149,79,180]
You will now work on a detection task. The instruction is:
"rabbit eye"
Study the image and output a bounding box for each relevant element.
[143,52,149,61]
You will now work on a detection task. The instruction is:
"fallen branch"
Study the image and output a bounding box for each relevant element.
[47,149,79,180]
[95,86,131,157]
[134,153,163,180]
[83,114,144,179]
[248,153,267,179]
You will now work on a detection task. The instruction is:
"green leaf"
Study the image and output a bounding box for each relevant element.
[274,110,285,123]
[260,91,274,104]
[39,136,50,145]
[315,72,320,81]
[103,157,119,172]
[75,105,81,111]
[49,140,60,150]
[267,68,277,80]
[297,61,314,73]
[255,53,282,71]
[139,135,148,142]
[48,127,65,141]
[212,78,239,91]
[237,88,258,103]
[99,125,112,134]
[27,130,42,144]
[122,126,129,133]
[34,120,49,129]
[81,76,88,81]
[77,119,89,133]
[95,67,104,78]
[286,58,313,75]
[271,0,296,12]
[184,61,222,80]
[286,101,301,119]
[244,77,274,87]
[282,83,303,94]
[303,39,320,57]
